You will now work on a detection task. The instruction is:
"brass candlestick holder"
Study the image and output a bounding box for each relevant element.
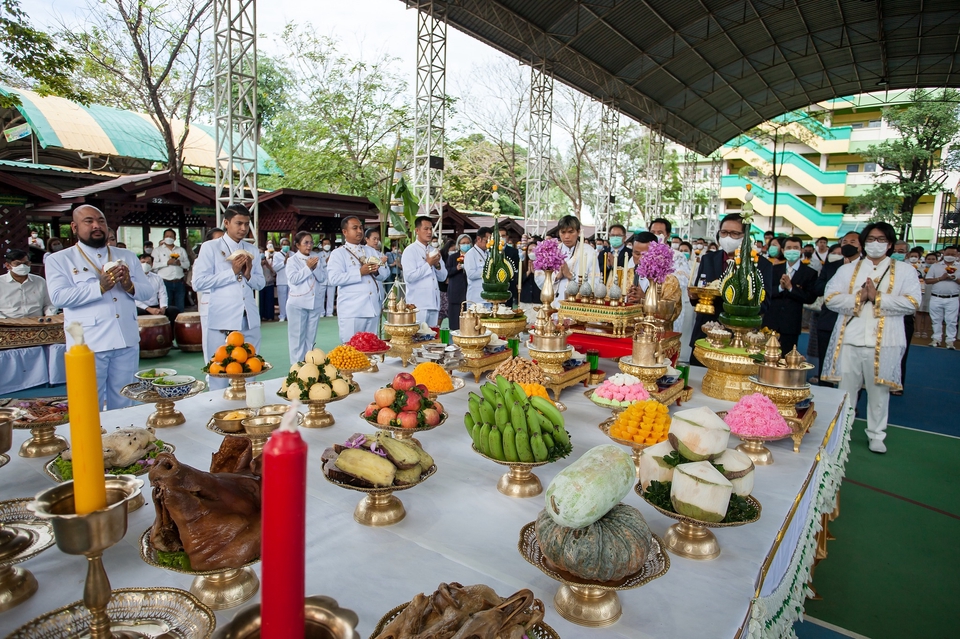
[472,445,550,498]
[518,522,669,627]
[209,363,274,401]
[384,323,419,367]
[29,475,144,638]
[322,464,437,527]
[636,484,762,560]
[0,498,55,613]
[5,404,68,458]
[139,529,260,611]
[212,595,360,639]
[121,381,206,428]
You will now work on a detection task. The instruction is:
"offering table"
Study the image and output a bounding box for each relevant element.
[0,366,851,639]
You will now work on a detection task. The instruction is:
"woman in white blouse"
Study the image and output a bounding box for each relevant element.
[285,231,328,365]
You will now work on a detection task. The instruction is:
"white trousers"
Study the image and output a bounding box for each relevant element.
[325,285,336,316]
[837,344,890,444]
[95,346,140,410]
[287,305,322,366]
[929,295,959,343]
[416,309,439,327]
[205,316,261,390]
[338,316,378,344]
[277,285,289,320]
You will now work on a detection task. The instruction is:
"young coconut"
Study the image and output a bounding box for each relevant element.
[638,439,678,491]
[668,406,730,461]
[670,461,733,523]
[714,448,755,496]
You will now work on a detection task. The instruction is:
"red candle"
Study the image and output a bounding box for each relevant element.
[261,405,307,637]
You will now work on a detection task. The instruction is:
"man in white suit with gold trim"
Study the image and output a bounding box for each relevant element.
[401,216,447,326]
[328,216,390,343]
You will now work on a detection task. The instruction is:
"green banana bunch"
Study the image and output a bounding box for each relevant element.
[463,376,573,463]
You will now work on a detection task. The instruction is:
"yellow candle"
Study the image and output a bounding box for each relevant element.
[64,323,107,514]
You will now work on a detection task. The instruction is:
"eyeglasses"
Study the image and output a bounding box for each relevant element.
[719,230,744,239]
[864,236,888,244]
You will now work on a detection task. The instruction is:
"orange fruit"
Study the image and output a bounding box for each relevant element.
[209,362,224,375]
[214,345,229,362]
[225,361,243,375]
[231,347,248,364]
[243,342,256,356]
[226,331,245,347]
[246,358,263,373]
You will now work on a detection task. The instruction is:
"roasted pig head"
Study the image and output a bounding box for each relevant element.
[149,452,261,571]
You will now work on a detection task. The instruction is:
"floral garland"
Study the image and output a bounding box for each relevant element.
[533,237,566,272]
[635,240,675,284]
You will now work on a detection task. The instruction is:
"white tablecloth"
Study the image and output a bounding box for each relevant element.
[0,363,850,638]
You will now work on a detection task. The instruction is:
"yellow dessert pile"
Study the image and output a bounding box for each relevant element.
[327,345,371,370]
[520,382,550,400]
[412,362,454,392]
[609,399,671,445]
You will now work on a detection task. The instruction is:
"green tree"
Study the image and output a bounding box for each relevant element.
[0,0,89,106]
[444,133,525,212]
[849,88,960,231]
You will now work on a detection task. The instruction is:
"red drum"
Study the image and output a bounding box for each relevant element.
[138,315,173,358]
[174,312,203,352]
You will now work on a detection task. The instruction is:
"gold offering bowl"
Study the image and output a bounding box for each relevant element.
[121,381,206,429]
[527,346,570,376]
[717,409,812,463]
[693,342,759,402]
[5,407,68,459]
[361,411,449,443]
[207,412,304,455]
[689,286,721,315]
[479,314,528,340]
[518,522,670,627]
[323,464,437,527]
[140,530,259,611]
[450,330,492,358]
[212,595,360,639]
[472,446,550,498]
[0,498,55,613]
[210,363,273,401]
[384,323,420,367]
[749,377,811,418]
[617,357,668,393]
[636,484,762,561]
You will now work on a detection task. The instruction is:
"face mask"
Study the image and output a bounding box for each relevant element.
[51,245,61,252]
[681,251,691,259]
[609,236,623,249]
[694,244,703,250]
[908,256,919,263]
[31,233,37,238]
[144,247,153,255]
[281,246,290,253]
[784,249,802,263]
[671,242,680,250]
[656,234,666,244]
[944,255,957,263]
[767,246,780,258]
[828,253,844,263]
[163,237,175,246]
[459,244,470,253]
[709,247,717,252]
[141,262,152,273]
[431,241,439,248]
[527,251,536,260]
[890,253,905,262]
[803,251,813,259]
[10,264,30,276]
[840,245,860,258]
[864,242,888,258]
[719,236,741,254]
[322,245,331,252]
[266,243,274,250]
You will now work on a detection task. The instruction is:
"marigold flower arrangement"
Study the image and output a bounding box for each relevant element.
[533,237,566,272]
[635,240,675,284]
[723,393,791,438]
[412,362,454,392]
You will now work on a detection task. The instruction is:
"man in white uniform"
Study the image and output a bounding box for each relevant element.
[192,204,264,390]
[136,254,180,322]
[823,222,921,453]
[276,237,291,321]
[151,228,190,312]
[196,227,224,361]
[46,205,153,409]
[401,216,448,326]
[924,245,960,348]
[465,227,491,306]
[321,238,335,317]
[285,231,328,364]
[328,216,390,342]
[0,250,56,318]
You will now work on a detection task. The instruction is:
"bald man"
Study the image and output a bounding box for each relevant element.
[46,205,154,409]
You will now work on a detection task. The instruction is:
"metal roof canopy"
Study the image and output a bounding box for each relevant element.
[406,0,960,154]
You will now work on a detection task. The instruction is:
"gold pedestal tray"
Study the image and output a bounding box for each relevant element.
[557,300,645,337]
[717,408,814,463]
[7,587,216,638]
[750,377,812,418]
[373,599,559,639]
[518,522,669,627]
[207,412,304,455]
[636,485,762,561]
[139,529,259,611]
[425,376,465,400]
[472,445,550,498]
[361,411,449,443]
[693,341,759,402]
[456,349,511,383]
[121,381,206,428]
[277,383,358,429]
[617,356,667,392]
[212,595,359,639]
[356,347,390,372]
[9,403,69,458]
[0,498,55,613]
[208,363,274,401]
[598,417,660,479]
[336,364,374,392]
[788,404,817,453]
[384,323,419,367]
[585,388,627,414]
[479,314,528,340]
[689,286,721,315]
[541,362,590,402]
[527,345,570,375]
[322,464,437,527]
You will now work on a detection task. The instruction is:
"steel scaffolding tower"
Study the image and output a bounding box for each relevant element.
[677,150,698,239]
[213,0,258,229]
[412,1,446,235]
[593,101,619,239]
[643,126,665,225]
[706,154,724,238]
[525,63,553,238]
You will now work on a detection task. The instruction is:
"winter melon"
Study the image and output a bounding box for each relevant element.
[544,445,634,528]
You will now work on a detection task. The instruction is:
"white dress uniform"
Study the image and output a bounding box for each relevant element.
[925,261,960,346]
[534,241,600,307]
[285,251,328,365]
[327,243,390,343]
[401,240,448,326]
[322,249,336,316]
[464,245,488,305]
[823,257,921,446]
[46,243,154,409]
[192,236,265,390]
[275,250,290,321]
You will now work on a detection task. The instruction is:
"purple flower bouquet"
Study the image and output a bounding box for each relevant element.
[636,241,675,284]
[533,238,566,272]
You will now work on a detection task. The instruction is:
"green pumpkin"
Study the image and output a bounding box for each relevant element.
[534,504,653,582]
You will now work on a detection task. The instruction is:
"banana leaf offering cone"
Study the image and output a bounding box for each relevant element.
[719,185,764,329]
[481,216,514,304]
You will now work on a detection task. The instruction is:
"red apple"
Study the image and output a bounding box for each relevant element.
[422,408,440,426]
[415,383,429,395]
[374,387,396,408]
[403,391,422,413]
[397,411,419,429]
[392,372,416,391]
[376,407,397,426]
[432,401,443,415]
[364,403,378,419]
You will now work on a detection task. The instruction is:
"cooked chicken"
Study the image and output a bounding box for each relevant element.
[63,426,157,469]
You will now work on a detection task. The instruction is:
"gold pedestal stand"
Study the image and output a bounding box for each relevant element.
[12,420,68,458]
[0,498,54,613]
[557,301,645,337]
[384,323,419,367]
[473,446,549,498]
[453,331,512,382]
[121,381,206,428]
[542,363,590,402]
[527,346,570,375]
[479,312,527,340]
[518,523,670,627]
[359,348,390,373]
[693,341,759,402]
[210,363,273,401]
[285,384,357,429]
[365,411,448,443]
[323,465,437,527]
[750,378,811,418]
[211,595,360,639]
[617,357,694,406]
